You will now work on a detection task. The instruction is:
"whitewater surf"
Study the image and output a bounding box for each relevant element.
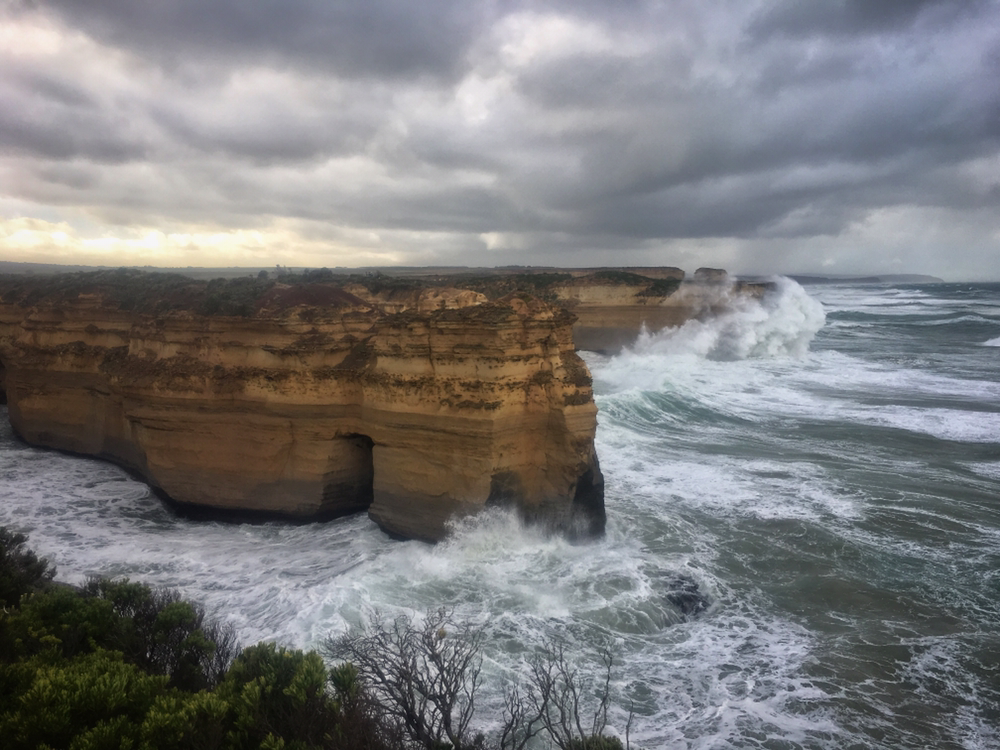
[2,278,998,748]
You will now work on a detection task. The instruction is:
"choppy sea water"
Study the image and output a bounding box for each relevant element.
[2,279,999,749]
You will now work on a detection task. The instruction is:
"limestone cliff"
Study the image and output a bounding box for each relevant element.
[0,271,602,542]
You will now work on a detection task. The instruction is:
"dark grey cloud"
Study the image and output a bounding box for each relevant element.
[0,88,147,163]
[1,0,999,277]
[31,0,492,80]
[749,0,978,38]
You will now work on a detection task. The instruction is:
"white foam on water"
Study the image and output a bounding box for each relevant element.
[898,636,1000,750]
[914,314,1000,326]
[0,411,850,747]
[814,287,933,314]
[858,404,1000,443]
[621,610,841,749]
[594,416,862,526]
[636,277,825,361]
[596,329,1000,445]
[982,335,1000,346]
[965,461,1000,480]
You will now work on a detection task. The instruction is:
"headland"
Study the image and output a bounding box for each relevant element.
[0,266,770,541]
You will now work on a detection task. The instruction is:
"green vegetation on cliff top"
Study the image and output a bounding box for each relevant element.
[0,266,679,318]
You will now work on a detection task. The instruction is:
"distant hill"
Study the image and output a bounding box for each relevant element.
[788,274,944,285]
[0,262,947,285]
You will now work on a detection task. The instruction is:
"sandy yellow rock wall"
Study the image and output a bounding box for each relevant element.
[0,289,602,542]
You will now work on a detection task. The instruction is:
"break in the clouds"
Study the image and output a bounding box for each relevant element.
[1,0,998,277]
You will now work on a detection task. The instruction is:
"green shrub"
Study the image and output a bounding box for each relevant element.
[0,527,55,607]
[0,584,117,665]
[0,649,170,750]
[84,577,241,690]
[220,642,335,749]
[637,278,681,298]
[589,270,650,285]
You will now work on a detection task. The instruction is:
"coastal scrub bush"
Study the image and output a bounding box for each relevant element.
[636,278,681,298]
[452,272,572,301]
[0,584,117,666]
[0,526,397,749]
[0,649,171,750]
[83,576,241,690]
[199,275,276,317]
[589,270,650,285]
[0,526,56,607]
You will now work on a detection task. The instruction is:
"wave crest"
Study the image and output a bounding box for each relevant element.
[630,277,825,361]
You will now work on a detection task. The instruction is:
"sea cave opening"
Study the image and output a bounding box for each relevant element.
[320,433,374,517]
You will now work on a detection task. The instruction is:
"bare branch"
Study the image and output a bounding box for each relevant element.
[526,638,622,750]
[324,608,486,750]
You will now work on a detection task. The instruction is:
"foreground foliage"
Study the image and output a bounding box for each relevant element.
[2,526,636,749]
[0,527,392,750]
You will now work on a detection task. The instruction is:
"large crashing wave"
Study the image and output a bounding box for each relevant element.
[591,277,825,395]
[631,276,826,361]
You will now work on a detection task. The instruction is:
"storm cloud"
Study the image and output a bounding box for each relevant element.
[1,0,998,277]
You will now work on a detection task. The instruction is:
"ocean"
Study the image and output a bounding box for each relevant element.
[2,279,998,749]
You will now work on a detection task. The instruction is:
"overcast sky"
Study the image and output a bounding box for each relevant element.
[1,0,998,278]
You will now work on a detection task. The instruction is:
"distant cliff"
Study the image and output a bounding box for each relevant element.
[0,270,602,542]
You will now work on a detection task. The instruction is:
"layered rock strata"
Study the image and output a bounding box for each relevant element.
[0,277,602,542]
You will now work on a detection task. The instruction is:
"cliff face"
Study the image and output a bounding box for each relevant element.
[0,278,602,542]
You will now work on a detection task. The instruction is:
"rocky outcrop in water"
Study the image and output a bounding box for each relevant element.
[0,271,602,542]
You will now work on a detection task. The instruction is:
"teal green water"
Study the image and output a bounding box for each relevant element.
[2,280,998,748]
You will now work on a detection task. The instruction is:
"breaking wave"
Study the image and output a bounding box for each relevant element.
[636,277,824,361]
[593,277,825,394]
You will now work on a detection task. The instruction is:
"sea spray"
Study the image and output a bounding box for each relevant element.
[594,277,825,397]
[638,277,825,361]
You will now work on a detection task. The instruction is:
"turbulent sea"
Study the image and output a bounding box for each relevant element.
[2,280,999,749]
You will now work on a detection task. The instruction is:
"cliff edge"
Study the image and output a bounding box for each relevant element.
[0,271,602,542]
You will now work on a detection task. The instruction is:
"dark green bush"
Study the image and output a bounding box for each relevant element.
[0,649,171,750]
[220,642,336,748]
[83,576,241,690]
[0,527,55,607]
[197,276,275,317]
[637,278,681,298]
[589,270,650,285]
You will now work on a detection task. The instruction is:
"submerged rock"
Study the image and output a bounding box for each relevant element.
[662,573,711,617]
